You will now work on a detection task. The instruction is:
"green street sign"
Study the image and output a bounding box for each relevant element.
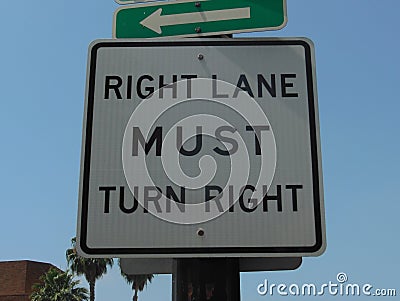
[113,0,287,38]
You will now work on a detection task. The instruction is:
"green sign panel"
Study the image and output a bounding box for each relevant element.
[113,0,287,38]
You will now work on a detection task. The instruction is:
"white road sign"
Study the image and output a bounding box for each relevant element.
[76,38,326,258]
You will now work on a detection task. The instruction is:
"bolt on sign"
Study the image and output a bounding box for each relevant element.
[113,0,287,38]
[76,38,326,258]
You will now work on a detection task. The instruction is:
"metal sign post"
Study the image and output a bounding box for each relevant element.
[173,258,240,301]
[78,1,325,298]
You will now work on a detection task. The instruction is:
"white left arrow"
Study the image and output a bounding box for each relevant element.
[140,7,251,34]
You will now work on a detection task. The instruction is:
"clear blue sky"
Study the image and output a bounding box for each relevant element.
[0,0,399,300]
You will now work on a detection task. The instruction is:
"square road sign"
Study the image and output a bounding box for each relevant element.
[77,38,326,258]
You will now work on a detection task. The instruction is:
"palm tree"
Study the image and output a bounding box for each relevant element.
[118,259,154,301]
[66,237,113,301]
[30,268,88,301]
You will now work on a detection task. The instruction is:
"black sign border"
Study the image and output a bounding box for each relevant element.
[79,39,324,256]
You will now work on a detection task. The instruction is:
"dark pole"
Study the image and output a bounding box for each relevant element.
[171,32,237,301]
[173,258,240,301]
